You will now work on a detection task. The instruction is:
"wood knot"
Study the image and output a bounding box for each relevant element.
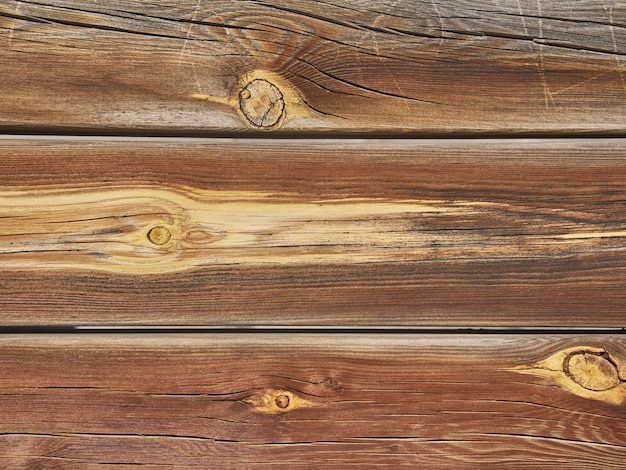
[564,351,620,392]
[239,79,285,128]
[275,394,290,409]
[190,70,317,128]
[509,345,626,405]
[322,377,342,391]
[243,389,317,414]
[147,225,172,245]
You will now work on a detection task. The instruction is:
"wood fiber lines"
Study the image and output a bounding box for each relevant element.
[0,334,625,468]
[1,1,625,467]
[0,0,625,134]
[0,139,624,326]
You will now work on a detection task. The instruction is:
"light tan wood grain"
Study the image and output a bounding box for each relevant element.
[0,0,625,134]
[0,334,624,468]
[7,184,617,274]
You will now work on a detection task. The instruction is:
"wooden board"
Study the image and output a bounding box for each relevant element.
[2,2,625,466]
[1,138,624,327]
[1,0,626,135]
[0,334,625,468]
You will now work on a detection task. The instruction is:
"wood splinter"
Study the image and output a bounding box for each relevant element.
[510,346,626,405]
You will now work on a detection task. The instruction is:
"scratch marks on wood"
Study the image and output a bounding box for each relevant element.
[515,0,529,37]
[551,70,613,97]
[510,345,626,405]
[371,35,411,113]
[607,5,626,96]
[430,0,444,47]
[3,0,22,51]
[178,0,201,67]
[534,0,554,109]
[516,0,554,108]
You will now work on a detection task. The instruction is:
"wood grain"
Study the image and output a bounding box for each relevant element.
[0,138,624,327]
[1,0,625,134]
[0,334,624,468]
[2,2,623,468]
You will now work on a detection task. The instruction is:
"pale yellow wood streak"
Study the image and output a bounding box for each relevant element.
[0,186,460,274]
[553,231,626,240]
[0,185,623,274]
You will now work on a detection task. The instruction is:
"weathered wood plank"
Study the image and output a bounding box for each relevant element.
[0,334,624,467]
[1,138,625,326]
[1,0,625,134]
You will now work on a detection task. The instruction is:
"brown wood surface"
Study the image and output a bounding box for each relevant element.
[0,334,625,468]
[0,138,624,326]
[1,0,626,135]
[2,2,624,466]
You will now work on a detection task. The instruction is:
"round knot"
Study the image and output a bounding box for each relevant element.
[564,351,621,391]
[239,79,285,128]
[275,394,290,409]
[147,225,172,245]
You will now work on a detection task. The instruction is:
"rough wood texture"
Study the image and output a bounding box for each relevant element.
[0,334,624,468]
[1,0,626,134]
[0,138,624,326]
[2,1,624,467]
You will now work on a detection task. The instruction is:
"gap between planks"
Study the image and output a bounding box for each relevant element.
[0,326,624,335]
